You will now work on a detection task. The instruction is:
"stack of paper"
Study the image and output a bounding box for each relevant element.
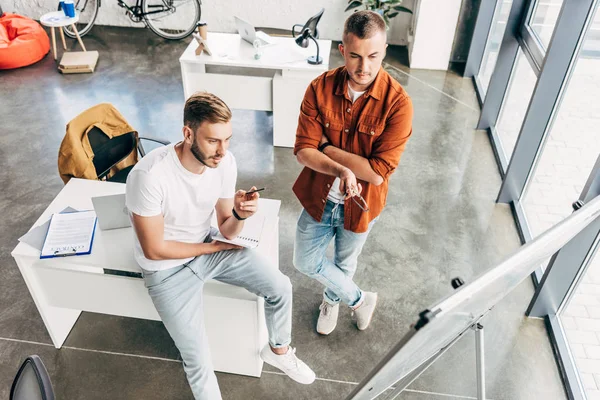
[59,51,99,74]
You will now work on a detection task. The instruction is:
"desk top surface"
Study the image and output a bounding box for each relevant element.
[179,32,331,72]
[12,179,281,273]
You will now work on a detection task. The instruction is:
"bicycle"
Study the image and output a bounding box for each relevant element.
[60,0,201,40]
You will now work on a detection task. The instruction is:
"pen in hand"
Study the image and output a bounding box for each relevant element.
[245,187,265,196]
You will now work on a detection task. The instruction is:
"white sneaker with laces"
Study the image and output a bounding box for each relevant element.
[260,345,316,384]
[317,301,339,335]
[352,292,378,330]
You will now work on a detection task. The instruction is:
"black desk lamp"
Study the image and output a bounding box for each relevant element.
[293,8,325,65]
[295,28,322,65]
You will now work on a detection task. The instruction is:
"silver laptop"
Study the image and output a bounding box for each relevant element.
[91,193,131,230]
[234,16,273,47]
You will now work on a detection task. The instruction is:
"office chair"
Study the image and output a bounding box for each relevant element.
[10,355,55,400]
[88,126,169,183]
[292,8,325,39]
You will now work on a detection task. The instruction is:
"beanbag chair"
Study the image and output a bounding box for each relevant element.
[0,13,50,69]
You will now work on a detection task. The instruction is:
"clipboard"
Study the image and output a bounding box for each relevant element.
[40,210,98,259]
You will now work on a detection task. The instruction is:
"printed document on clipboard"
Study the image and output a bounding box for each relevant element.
[212,214,265,249]
[40,210,97,258]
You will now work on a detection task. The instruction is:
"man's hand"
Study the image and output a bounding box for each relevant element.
[339,167,363,200]
[207,240,242,253]
[233,186,260,219]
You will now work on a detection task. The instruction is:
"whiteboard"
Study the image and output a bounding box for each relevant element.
[347,195,600,400]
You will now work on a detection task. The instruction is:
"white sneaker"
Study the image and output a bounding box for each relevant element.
[352,292,378,330]
[317,301,339,335]
[260,345,316,385]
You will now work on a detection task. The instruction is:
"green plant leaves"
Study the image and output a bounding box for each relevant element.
[345,0,364,12]
[345,0,413,25]
[393,5,413,14]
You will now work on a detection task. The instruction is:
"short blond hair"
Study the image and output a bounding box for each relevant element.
[184,92,232,132]
[343,10,386,42]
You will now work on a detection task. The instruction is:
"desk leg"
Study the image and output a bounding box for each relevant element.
[71,24,87,52]
[51,27,57,60]
[59,28,67,50]
[13,257,81,348]
[273,70,318,148]
[180,62,205,100]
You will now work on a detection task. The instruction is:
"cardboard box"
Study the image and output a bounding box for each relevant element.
[59,51,99,74]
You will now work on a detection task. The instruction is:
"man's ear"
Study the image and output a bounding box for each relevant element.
[182,126,194,144]
[338,43,345,57]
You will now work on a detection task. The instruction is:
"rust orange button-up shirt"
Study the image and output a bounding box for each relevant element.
[293,66,413,233]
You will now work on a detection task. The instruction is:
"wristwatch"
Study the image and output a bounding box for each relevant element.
[232,208,246,221]
[318,142,332,153]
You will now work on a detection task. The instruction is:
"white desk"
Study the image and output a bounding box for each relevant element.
[11,178,281,377]
[179,32,331,148]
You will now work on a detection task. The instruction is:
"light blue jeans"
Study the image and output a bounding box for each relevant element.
[294,200,376,308]
[142,240,292,400]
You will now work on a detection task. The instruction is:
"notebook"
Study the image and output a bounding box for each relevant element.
[40,210,97,258]
[212,214,265,249]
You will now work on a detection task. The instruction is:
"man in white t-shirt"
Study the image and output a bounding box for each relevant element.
[125,92,315,400]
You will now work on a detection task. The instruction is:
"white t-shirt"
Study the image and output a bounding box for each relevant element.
[125,143,237,271]
[327,83,366,203]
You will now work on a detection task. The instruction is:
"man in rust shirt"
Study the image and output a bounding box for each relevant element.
[292,11,413,335]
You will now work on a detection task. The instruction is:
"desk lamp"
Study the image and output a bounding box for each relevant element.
[295,28,322,65]
[293,8,324,65]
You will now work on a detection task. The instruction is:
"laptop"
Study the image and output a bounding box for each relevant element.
[91,193,132,230]
[234,16,273,47]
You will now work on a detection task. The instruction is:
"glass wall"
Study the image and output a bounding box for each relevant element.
[478,0,514,94]
[465,1,600,399]
[495,50,538,159]
[529,0,564,49]
[522,7,600,247]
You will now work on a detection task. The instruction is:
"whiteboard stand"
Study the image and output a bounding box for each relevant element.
[373,316,487,400]
[474,322,486,400]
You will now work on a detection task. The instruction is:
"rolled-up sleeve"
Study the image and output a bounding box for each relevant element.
[368,95,413,180]
[294,82,323,155]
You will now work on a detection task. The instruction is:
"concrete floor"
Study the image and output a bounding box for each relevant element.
[0,26,567,399]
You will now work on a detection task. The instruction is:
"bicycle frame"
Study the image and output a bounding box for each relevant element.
[117,0,175,18]
[74,0,174,19]
[67,0,201,40]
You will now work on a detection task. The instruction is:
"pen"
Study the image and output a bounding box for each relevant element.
[245,187,265,195]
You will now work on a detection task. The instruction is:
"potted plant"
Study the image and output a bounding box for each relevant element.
[345,0,413,28]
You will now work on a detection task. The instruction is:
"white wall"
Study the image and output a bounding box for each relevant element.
[408,0,462,70]
[7,0,414,45]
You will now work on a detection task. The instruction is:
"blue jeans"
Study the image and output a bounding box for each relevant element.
[294,201,376,308]
[142,244,292,400]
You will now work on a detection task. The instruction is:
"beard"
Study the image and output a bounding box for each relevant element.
[191,140,217,168]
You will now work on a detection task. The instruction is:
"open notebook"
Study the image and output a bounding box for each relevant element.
[212,214,265,249]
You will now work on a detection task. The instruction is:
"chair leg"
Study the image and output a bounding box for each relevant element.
[51,27,57,60]
[71,24,86,52]
[59,28,67,50]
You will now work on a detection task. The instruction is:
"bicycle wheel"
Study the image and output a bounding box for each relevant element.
[62,0,99,38]
[142,0,201,40]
